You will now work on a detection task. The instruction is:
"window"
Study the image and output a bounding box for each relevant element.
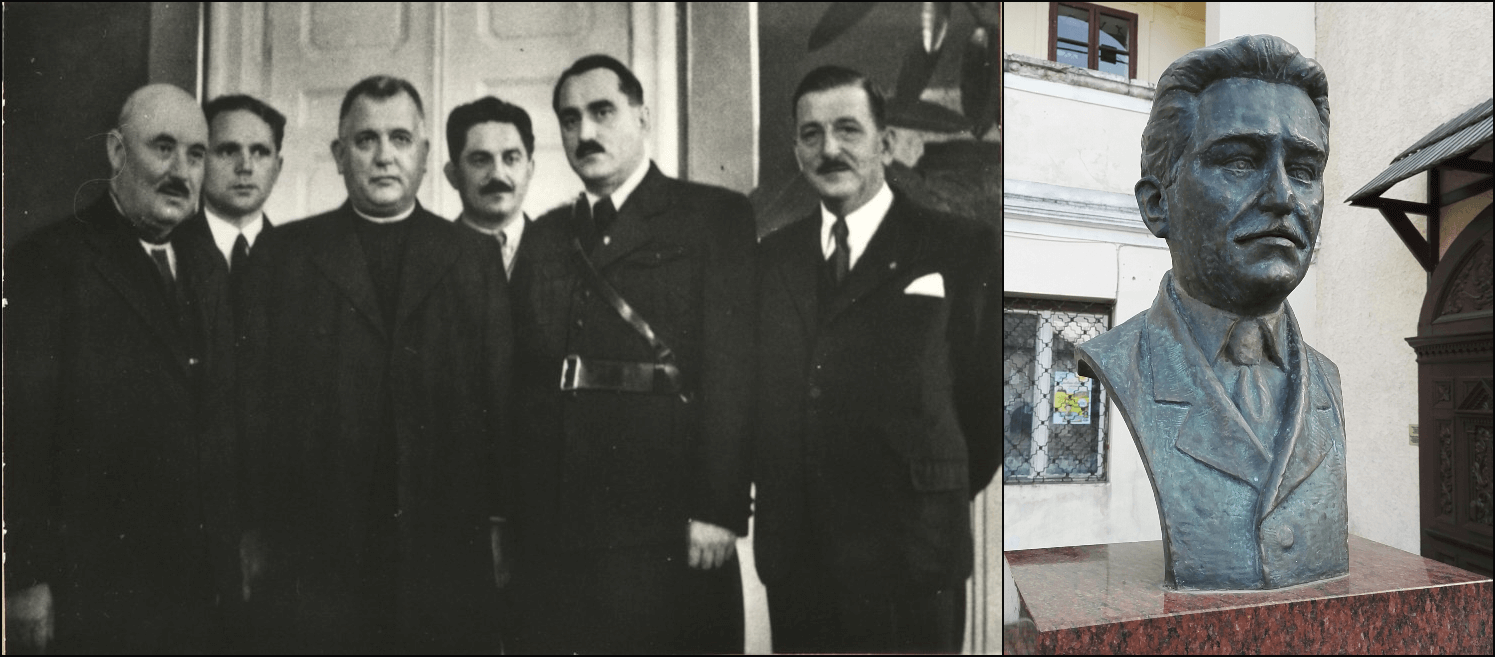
[1049,2,1138,80]
[1004,297,1113,483]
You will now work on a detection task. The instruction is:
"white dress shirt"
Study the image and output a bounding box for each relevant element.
[204,207,268,269]
[819,181,894,271]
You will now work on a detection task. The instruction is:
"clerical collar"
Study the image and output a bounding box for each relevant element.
[353,202,416,224]
[584,158,650,214]
[1169,273,1287,367]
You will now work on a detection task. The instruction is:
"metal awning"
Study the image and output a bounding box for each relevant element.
[1346,97,1495,272]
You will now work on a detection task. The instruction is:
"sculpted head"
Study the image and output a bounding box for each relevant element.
[443,96,536,229]
[792,66,894,217]
[107,84,209,241]
[203,94,286,223]
[1136,35,1330,316]
[332,75,430,218]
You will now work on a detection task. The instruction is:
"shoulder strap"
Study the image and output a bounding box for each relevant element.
[569,239,687,397]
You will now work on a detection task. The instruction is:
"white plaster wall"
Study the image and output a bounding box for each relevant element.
[1003,2,1206,83]
[1206,1,1315,56]
[1003,86,1150,196]
[1314,1,1495,554]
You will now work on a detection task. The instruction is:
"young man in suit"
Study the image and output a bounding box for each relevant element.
[5,84,234,652]
[240,75,512,652]
[753,65,1000,653]
[444,96,537,281]
[504,54,756,653]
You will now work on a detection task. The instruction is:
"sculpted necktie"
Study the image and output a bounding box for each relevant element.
[1227,318,1277,443]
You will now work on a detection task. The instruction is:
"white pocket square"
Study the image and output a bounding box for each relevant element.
[903,273,945,298]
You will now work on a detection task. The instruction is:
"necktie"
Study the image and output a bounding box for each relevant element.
[149,246,176,290]
[230,233,250,273]
[1227,318,1276,443]
[830,215,850,284]
[593,197,617,237]
[496,230,513,277]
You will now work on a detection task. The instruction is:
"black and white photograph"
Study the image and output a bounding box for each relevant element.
[2,2,1001,653]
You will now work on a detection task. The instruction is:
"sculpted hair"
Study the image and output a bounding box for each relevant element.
[791,65,887,130]
[446,96,536,163]
[204,94,288,152]
[552,54,644,112]
[1141,34,1330,187]
[339,75,425,124]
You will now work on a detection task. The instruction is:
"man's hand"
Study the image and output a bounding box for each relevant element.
[241,531,267,602]
[490,520,512,589]
[688,520,738,570]
[7,582,54,652]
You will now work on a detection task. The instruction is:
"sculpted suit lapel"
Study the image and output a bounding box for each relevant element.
[81,198,194,380]
[590,163,671,271]
[309,205,389,340]
[1146,274,1332,517]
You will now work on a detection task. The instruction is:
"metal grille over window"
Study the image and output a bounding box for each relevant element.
[1003,297,1113,483]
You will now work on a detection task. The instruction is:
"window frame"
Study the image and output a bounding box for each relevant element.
[1048,1,1140,81]
[1003,297,1114,484]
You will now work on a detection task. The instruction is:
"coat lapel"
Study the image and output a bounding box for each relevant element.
[771,216,822,339]
[309,205,387,340]
[173,214,228,347]
[591,164,670,271]
[820,194,920,325]
[394,207,460,332]
[1259,304,1332,519]
[80,198,194,378]
[1148,274,1273,489]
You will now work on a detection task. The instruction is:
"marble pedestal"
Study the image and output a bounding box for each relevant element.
[1003,534,1491,654]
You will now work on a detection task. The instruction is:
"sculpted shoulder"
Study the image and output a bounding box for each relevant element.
[1076,310,1149,384]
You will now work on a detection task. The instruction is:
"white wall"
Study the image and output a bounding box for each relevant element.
[1206,1,1315,56]
[1002,80,1151,196]
[1313,1,1495,554]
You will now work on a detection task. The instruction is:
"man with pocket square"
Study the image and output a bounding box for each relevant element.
[753,65,1000,653]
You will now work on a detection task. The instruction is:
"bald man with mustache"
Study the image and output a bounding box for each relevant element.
[6,83,240,652]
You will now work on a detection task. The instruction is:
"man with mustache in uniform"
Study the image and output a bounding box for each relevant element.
[5,83,237,652]
[504,54,757,653]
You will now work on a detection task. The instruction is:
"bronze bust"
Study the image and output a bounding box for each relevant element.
[1077,34,1349,590]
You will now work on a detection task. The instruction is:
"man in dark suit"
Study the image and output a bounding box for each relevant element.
[753,66,1000,653]
[4,83,232,652]
[179,94,285,278]
[505,54,756,653]
[444,96,537,281]
[240,75,512,652]
[1077,35,1347,591]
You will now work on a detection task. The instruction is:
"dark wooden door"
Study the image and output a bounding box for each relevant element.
[1409,205,1493,576]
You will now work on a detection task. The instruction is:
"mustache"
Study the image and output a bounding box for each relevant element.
[816,159,853,175]
[575,141,605,158]
[478,179,516,195]
[1235,225,1307,249]
[157,179,191,198]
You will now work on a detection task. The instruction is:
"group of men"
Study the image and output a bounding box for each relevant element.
[5,55,998,654]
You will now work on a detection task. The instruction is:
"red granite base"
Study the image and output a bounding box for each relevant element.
[1004,535,1492,654]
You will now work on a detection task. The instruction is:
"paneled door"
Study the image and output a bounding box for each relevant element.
[207,2,675,223]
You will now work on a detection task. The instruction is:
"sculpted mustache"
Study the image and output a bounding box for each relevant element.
[817,159,852,175]
[479,180,515,195]
[575,141,605,158]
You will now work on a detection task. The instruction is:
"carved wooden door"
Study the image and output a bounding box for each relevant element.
[1410,205,1493,576]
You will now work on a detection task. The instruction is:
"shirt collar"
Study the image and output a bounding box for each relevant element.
[204,206,267,255]
[460,212,529,240]
[584,158,651,214]
[1170,274,1287,367]
[819,181,894,264]
[353,202,417,224]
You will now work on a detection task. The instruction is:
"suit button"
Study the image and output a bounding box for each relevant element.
[809,386,822,399]
[1278,525,1294,549]
[574,318,584,329]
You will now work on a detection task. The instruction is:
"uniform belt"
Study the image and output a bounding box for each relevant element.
[559,354,683,395]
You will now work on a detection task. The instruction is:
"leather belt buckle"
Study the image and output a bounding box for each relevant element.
[560,354,583,391]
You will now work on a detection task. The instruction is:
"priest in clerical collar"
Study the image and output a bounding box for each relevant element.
[1077,34,1349,591]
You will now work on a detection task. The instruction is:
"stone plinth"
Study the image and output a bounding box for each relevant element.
[1003,534,1492,654]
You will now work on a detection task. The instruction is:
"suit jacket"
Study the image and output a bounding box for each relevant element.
[753,192,1000,593]
[1076,272,1349,590]
[508,163,756,553]
[240,201,512,648]
[4,195,230,648]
